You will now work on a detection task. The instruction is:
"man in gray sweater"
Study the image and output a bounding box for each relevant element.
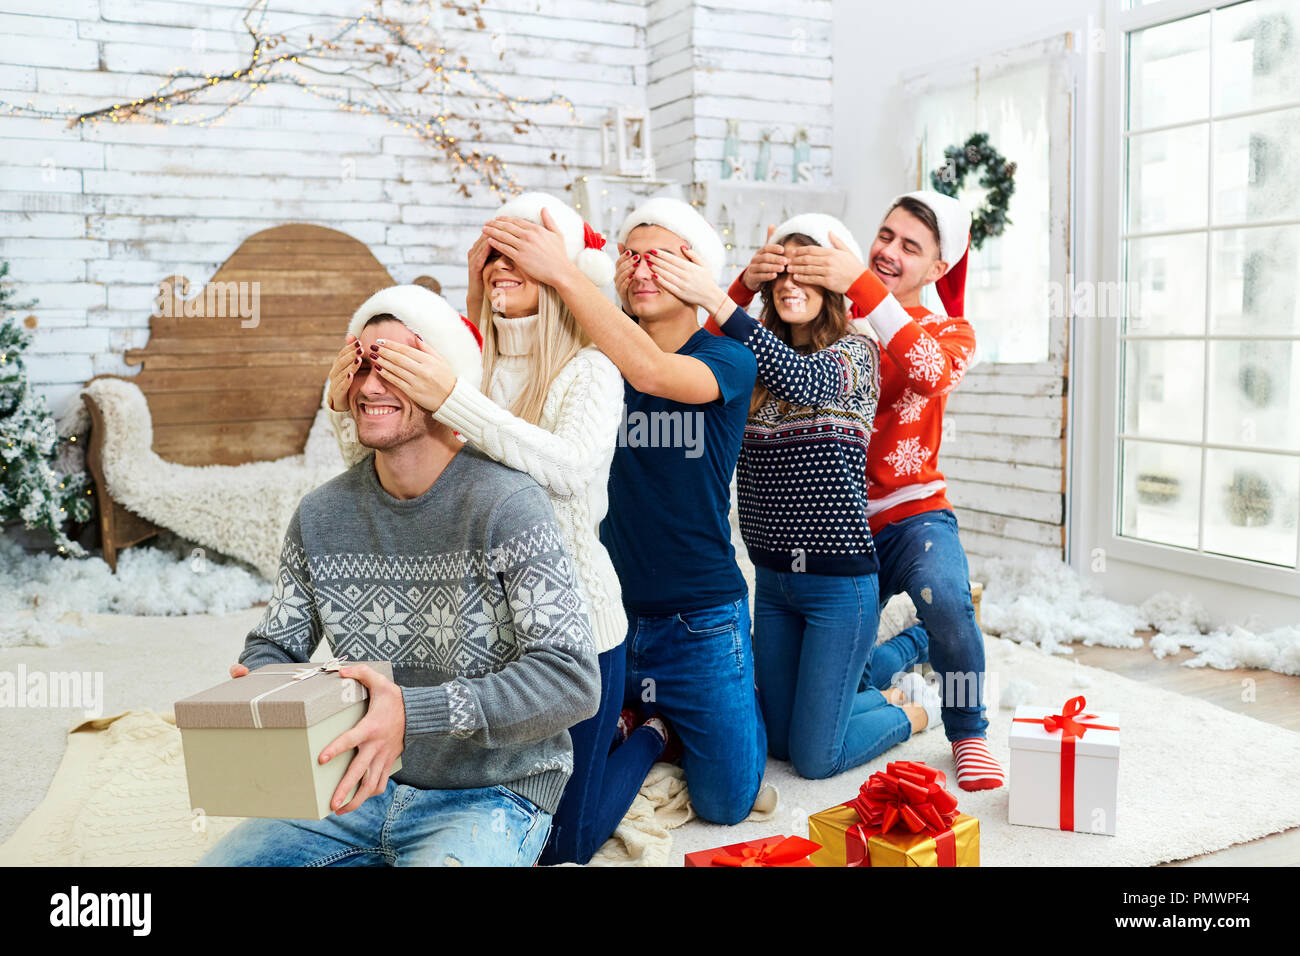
[198,291,601,867]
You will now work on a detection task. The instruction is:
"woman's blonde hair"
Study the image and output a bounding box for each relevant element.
[477,280,592,426]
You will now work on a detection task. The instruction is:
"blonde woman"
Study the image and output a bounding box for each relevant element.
[325,194,666,864]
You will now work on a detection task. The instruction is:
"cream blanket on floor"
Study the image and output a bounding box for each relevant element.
[0,709,775,867]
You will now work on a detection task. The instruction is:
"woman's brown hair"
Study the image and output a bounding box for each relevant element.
[748,233,850,418]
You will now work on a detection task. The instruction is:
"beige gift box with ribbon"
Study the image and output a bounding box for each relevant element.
[174,658,402,820]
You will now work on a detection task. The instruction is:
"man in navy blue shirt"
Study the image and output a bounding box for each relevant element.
[482,197,766,825]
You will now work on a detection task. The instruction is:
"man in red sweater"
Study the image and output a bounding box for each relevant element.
[710,191,1002,791]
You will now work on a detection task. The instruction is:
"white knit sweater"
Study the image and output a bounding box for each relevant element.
[328,312,628,653]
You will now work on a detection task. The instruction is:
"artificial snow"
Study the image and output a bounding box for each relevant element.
[998,678,1038,710]
[0,531,270,647]
[976,552,1300,677]
[976,552,1146,654]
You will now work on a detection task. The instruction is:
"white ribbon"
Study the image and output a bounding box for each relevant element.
[247,656,350,729]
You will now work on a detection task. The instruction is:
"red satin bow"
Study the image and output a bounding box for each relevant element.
[1014,695,1117,740]
[848,760,960,837]
[583,221,606,251]
[711,835,821,867]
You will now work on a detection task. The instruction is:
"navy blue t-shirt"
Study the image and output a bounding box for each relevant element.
[600,327,758,615]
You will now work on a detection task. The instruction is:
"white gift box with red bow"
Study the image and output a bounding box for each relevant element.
[1008,696,1120,836]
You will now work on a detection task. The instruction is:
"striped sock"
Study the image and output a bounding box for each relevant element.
[951,737,1004,791]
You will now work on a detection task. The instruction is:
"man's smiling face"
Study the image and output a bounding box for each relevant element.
[622,224,692,322]
[349,317,431,450]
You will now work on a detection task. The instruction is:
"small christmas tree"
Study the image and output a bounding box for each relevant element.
[0,259,94,555]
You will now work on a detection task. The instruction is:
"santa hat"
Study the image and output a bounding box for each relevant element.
[893,190,971,317]
[770,213,865,314]
[348,285,483,391]
[491,191,614,287]
[771,213,864,264]
[617,196,726,280]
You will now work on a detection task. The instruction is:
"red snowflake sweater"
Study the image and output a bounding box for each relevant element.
[707,268,975,535]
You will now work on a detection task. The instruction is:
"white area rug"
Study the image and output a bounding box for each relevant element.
[2,608,1298,866]
[672,634,1300,866]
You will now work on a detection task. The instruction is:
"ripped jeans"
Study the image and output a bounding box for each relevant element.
[868,508,990,742]
[196,778,551,867]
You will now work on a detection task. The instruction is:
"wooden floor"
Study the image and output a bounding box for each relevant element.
[1070,631,1300,866]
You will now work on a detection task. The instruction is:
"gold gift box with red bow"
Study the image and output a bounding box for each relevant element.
[808,760,980,867]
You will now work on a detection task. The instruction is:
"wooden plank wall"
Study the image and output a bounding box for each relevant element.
[944,360,1070,562]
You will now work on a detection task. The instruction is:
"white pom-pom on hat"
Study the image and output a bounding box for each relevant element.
[617,196,726,280]
[491,191,614,287]
[576,246,615,287]
[348,284,483,391]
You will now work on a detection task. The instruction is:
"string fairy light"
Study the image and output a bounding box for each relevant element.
[0,0,580,195]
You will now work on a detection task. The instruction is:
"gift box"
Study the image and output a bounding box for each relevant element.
[1009,695,1119,835]
[174,658,401,820]
[684,835,821,867]
[808,760,980,867]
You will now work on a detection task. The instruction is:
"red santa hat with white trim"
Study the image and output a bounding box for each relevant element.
[617,196,727,281]
[769,212,864,312]
[348,284,484,391]
[893,190,972,317]
[492,191,615,287]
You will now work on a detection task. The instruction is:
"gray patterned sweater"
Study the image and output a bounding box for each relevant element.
[238,445,601,814]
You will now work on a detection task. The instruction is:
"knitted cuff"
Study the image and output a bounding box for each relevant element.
[401,684,451,738]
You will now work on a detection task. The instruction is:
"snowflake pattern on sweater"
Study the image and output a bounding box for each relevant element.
[715,269,976,536]
[238,450,601,814]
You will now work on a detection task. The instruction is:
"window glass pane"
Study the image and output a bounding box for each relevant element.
[1213,106,1300,224]
[915,57,1053,363]
[1124,233,1207,334]
[1202,448,1300,566]
[1127,126,1209,232]
[1129,13,1211,130]
[1213,0,1300,115]
[1206,340,1300,450]
[1120,439,1202,548]
[1123,341,1206,441]
[1210,225,1300,334]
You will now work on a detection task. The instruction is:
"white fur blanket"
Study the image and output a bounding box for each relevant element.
[81,378,349,581]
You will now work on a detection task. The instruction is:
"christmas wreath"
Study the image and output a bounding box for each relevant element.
[929,132,1016,251]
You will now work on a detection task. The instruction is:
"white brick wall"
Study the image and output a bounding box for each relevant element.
[1,1,838,420]
[0,0,656,418]
[647,0,832,185]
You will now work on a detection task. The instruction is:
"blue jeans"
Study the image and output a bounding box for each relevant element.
[539,645,664,865]
[195,779,551,867]
[623,595,767,825]
[866,624,931,690]
[869,508,989,742]
[753,567,910,779]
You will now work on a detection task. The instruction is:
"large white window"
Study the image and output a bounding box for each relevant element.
[1106,0,1300,590]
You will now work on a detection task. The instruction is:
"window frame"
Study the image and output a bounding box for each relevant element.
[1093,0,1300,598]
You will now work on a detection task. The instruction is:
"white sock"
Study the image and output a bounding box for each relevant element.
[897,672,941,731]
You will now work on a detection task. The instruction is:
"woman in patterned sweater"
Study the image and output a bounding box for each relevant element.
[719,193,1003,792]
[649,215,938,779]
